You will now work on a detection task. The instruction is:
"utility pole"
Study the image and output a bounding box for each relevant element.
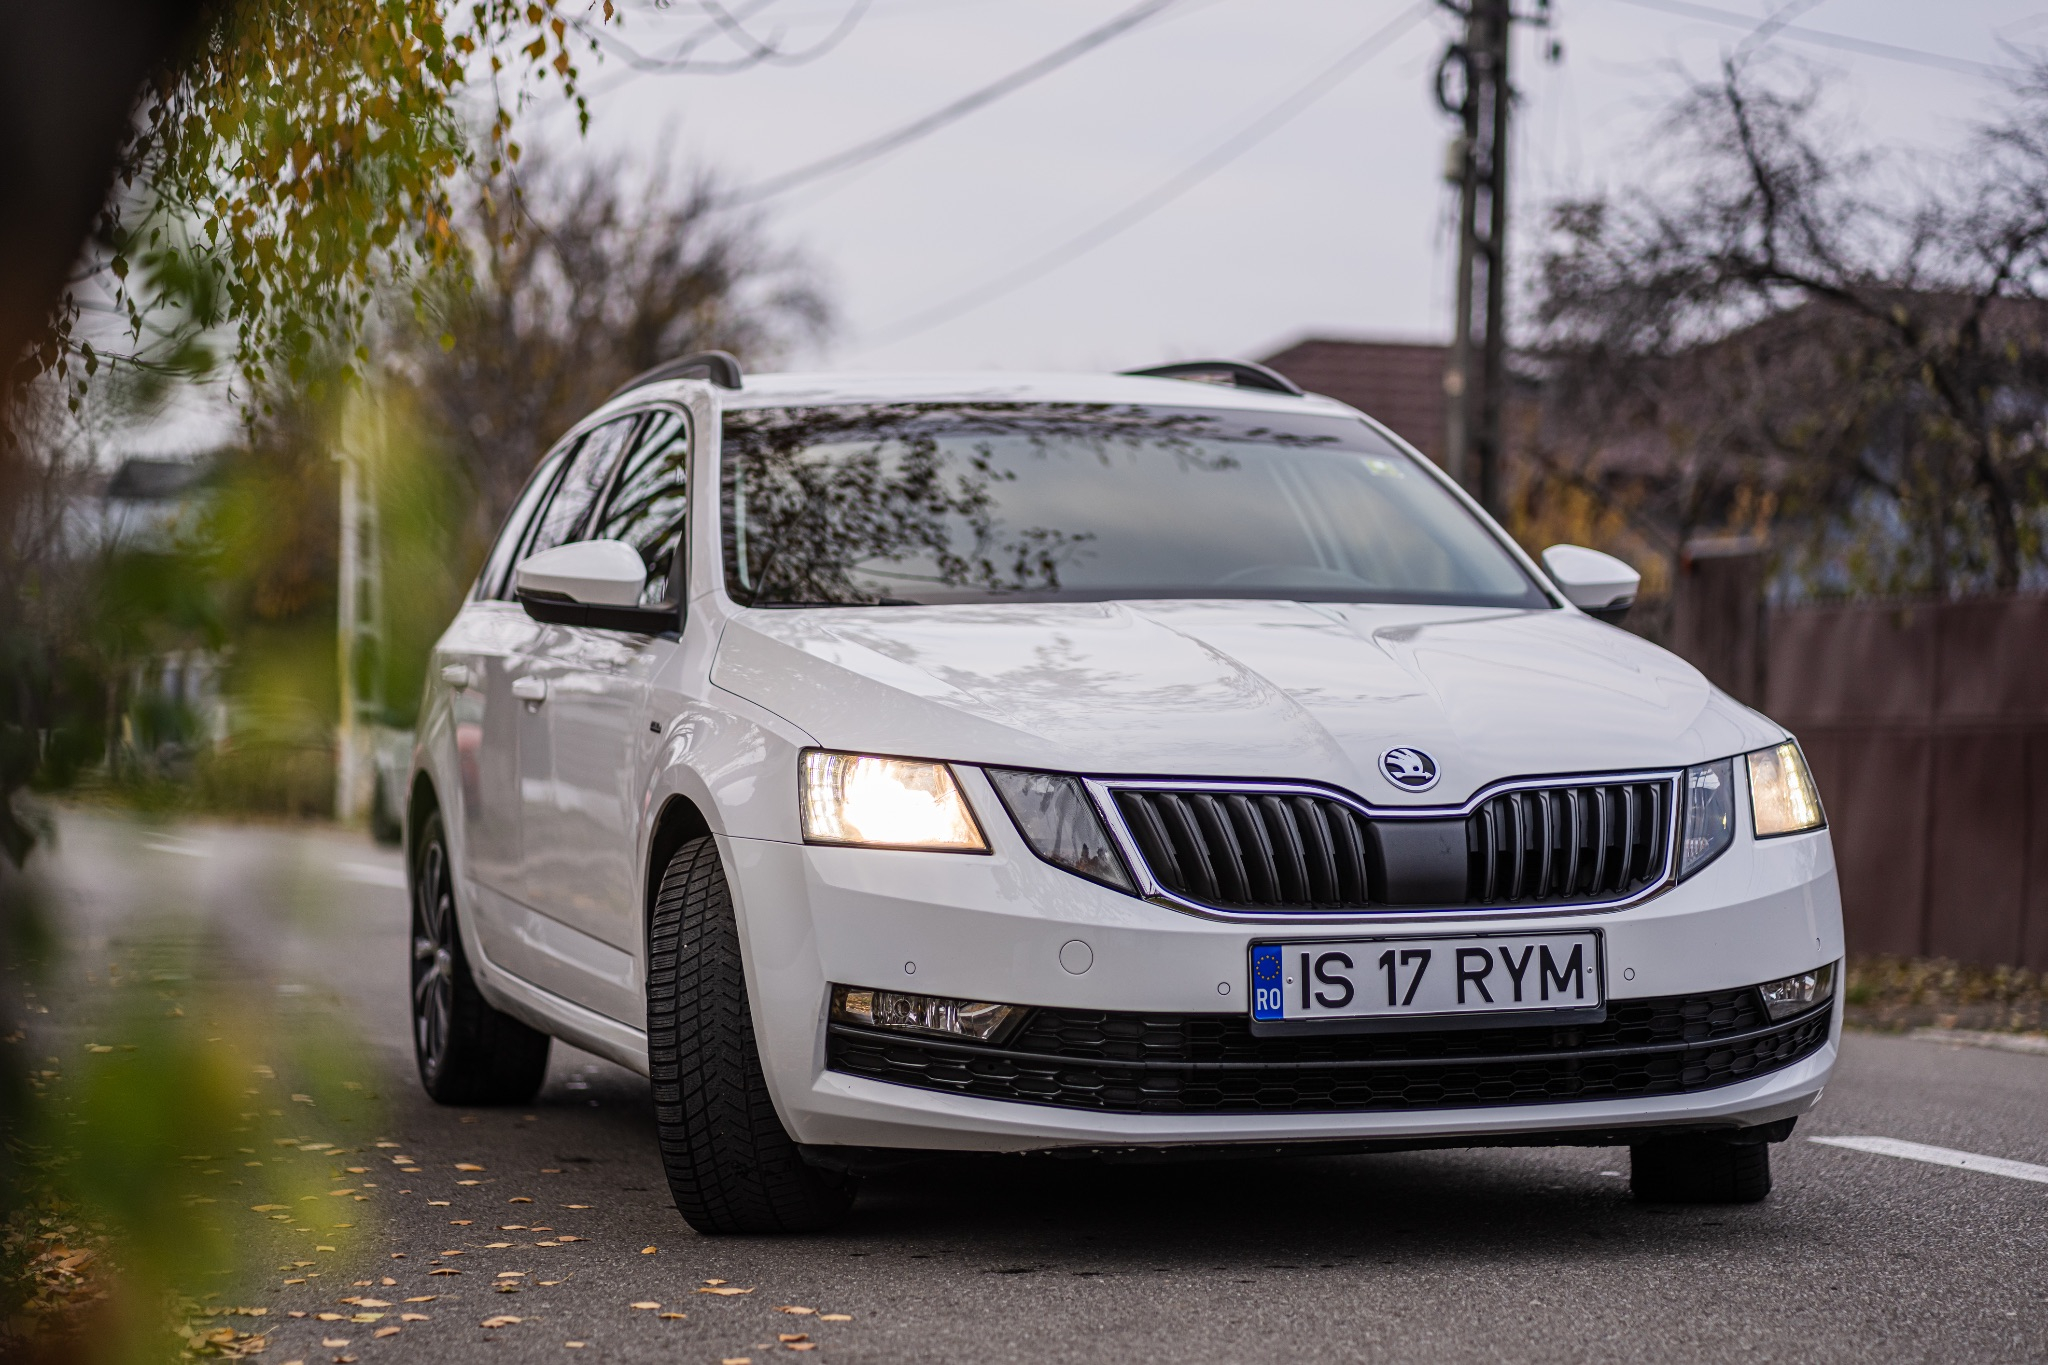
[334,396,385,823]
[1437,0,1549,517]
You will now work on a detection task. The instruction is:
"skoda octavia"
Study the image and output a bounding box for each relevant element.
[405,355,1842,1233]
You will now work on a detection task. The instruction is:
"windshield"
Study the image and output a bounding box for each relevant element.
[719,402,1549,609]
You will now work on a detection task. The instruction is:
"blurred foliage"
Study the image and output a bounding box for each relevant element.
[1844,956,2048,1036]
[0,864,383,1362]
[1520,56,2048,606]
[30,0,615,405]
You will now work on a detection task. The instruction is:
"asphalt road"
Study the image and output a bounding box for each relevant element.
[23,809,2048,1365]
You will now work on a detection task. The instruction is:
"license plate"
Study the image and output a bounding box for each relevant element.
[1250,931,1604,1025]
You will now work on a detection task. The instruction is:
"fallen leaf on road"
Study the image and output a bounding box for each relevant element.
[456,1180,480,1187]
[448,1220,472,1226]
[535,1241,559,1247]
[657,1313,686,1320]
[328,1190,355,1197]
[640,1246,656,1255]
[496,1271,526,1278]
[703,1280,726,1286]
[455,1164,485,1172]
[403,1297,436,1303]
[401,1314,430,1322]
[480,1316,521,1329]
[320,1339,349,1349]
[251,1204,289,1212]
[562,1204,590,1210]
[426,1201,450,1207]
[485,1242,513,1249]
[346,1167,368,1174]
[565,1342,586,1350]
[818,1315,852,1322]
[315,1246,336,1253]
[348,1314,383,1324]
[556,1236,584,1243]
[508,1197,533,1204]
[352,1300,391,1309]
[315,1314,345,1322]
[777,1334,809,1343]
[335,1355,357,1363]
[630,1302,660,1310]
[775,1307,815,1316]
[721,1358,752,1364]
[283,1279,305,1286]
[380,1278,396,1287]
[372,1328,400,1340]
[427,1269,460,1276]
[696,1287,753,1297]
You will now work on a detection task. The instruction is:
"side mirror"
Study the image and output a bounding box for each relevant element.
[514,539,677,633]
[1541,544,1639,624]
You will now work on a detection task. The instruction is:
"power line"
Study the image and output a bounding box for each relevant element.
[863,0,1436,350]
[1612,0,2020,79]
[727,0,1184,204]
[580,0,872,76]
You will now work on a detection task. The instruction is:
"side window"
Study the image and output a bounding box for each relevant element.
[594,408,690,604]
[476,440,574,601]
[523,415,642,560]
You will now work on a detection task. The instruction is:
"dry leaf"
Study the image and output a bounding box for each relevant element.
[703,1280,726,1287]
[455,1163,485,1171]
[721,1358,753,1365]
[449,1221,473,1227]
[401,1314,430,1322]
[657,1313,686,1320]
[353,1300,391,1308]
[426,1201,450,1207]
[556,1236,585,1243]
[776,1306,815,1316]
[348,1314,383,1324]
[508,1196,533,1204]
[346,1167,368,1174]
[403,1296,436,1303]
[563,1204,591,1210]
[536,1241,560,1247]
[777,1334,809,1343]
[428,1269,460,1276]
[251,1204,289,1212]
[480,1316,522,1328]
[630,1301,660,1310]
[639,1246,657,1255]
[819,1314,852,1322]
[315,1314,345,1322]
[380,1278,397,1287]
[696,1287,753,1297]
[320,1339,349,1349]
[372,1328,400,1340]
[456,1180,480,1187]
[485,1242,513,1249]
[565,1343,587,1350]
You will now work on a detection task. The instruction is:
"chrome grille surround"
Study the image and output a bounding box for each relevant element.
[1085,770,1682,923]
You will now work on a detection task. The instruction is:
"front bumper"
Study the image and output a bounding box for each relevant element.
[721,769,1844,1153]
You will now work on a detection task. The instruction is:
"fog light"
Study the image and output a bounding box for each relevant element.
[1758,963,1836,1021]
[830,985,1021,1043]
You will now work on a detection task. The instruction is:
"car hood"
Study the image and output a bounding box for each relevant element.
[709,599,1782,805]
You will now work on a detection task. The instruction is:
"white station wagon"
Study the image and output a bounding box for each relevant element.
[406,354,1842,1233]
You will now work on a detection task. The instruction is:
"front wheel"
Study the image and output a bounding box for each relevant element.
[1630,1135,1772,1203]
[410,809,552,1105]
[647,835,856,1233]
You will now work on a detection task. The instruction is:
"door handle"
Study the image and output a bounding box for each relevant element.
[440,663,472,690]
[511,676,548,703]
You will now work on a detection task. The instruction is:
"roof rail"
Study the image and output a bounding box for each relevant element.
[606,349,744,401]
[1118,358,1304,397]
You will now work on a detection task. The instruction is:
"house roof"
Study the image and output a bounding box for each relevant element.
[1257,337,1449,460]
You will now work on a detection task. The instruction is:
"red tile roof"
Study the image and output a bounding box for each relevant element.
[1257,337,1449,460]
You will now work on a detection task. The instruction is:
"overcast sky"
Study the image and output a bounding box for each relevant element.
[515,0,2048,375]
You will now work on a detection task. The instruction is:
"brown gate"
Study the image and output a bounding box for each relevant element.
[1764,596,2048,970]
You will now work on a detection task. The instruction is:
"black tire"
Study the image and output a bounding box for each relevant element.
[1630,1134,1773,1203]
[410,809,552,1105]
[647,835,857,1234]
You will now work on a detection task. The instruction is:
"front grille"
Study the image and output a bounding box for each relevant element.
[827,987,1830,1116]
[1111,777,1673,913]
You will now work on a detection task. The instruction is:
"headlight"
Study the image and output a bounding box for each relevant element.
[1748,740,1825,837]
[1678,757,1734,880]
[830,985,1021,1042]
[799,751,987,852]
[984,768,1134,892]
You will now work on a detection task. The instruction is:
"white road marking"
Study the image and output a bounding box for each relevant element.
[338,862,407,889]
[1810,1136,2048,1186]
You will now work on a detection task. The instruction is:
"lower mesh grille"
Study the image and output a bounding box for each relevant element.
[826,986,1829,1115]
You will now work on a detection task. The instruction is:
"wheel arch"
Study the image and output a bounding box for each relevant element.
[645,794,714,940]
[407,770,441,859]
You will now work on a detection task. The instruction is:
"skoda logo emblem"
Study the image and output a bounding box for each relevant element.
[1380,746,1440,792]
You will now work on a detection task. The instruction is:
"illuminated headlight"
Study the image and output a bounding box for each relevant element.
[984,768,1134,892]
[1758,963,1835,1021]
[830,985,1021,1042]
[1748,739,1825,837]
[800,751,987,852]
[1677,757,1735,879]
